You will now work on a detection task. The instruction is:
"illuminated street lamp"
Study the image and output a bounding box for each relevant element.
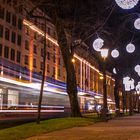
[100,48,109,118]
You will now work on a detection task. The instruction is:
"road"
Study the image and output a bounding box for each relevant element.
[25,114,140,140]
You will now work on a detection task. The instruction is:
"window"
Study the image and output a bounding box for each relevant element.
[11,31,16,43]
[5,28,10,40]
[47,27,50,35]
[12,14,16,26]
[33,45,37,54]
[40,62,43,70]
[33,58,36,68]
[53,45,56,51]
[6,10,11,23]
[4,46,9,58]
[58,69,61,77]
[10,49,15,61]
[0,44,2,56]
[17,51,21,63]
[24,55,28,65]
[34,32,37,39]
[52,67,55,76]
[0,6,5,19]
[25,26,29,35]
[17,34,21,46]
[58,58,61,65]
[48,41,50,48]
[47,52,50,60]
[18,18,22,30]
[41,48,44,57]
[47,64,50,73]
[25,40,29,50]
[0,24,3,38]
[53,55,56,63]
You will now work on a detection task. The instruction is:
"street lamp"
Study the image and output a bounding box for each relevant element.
[100,48,109,118]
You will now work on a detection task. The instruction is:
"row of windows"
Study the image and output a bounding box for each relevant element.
[24,40,61,64]
[0,5,22,30]
[0,44,20,63]
[0,24,22,46]
[24,55,61,77]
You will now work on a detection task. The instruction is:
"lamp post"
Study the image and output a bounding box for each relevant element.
[100,48,109,118]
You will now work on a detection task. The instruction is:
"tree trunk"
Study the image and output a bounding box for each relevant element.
[51,3,81,117]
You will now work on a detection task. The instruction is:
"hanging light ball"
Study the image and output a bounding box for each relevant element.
[134,18,140,30]
[115,0,139,9]
[126,43,135,53]
[111,49,119,58]
[93,37,104,52]
[113,68,117,74]
[134,64,140,73]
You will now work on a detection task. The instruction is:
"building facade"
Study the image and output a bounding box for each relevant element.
[0,0,115,117]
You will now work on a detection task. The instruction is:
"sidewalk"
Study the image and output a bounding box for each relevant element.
[25,114,140,140]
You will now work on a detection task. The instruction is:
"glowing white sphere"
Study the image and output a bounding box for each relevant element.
[115,0,139,9]
[113,68,117,74]
[111,49,119,58]
[138,72,140,76]
[126,43,135,53]
[93,38,104,52]
[134,64,140,72]
[134,18,140,30]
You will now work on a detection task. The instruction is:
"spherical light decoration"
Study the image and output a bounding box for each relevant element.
[113,68,117,74]
[134,18,140,30]
[134,64,140,73]
[111,49,119,58]
[126,43,135,53]
[115,0,139,9]
[93,38,104,52]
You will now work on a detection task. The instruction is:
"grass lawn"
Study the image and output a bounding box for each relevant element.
[0,116,100,140]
